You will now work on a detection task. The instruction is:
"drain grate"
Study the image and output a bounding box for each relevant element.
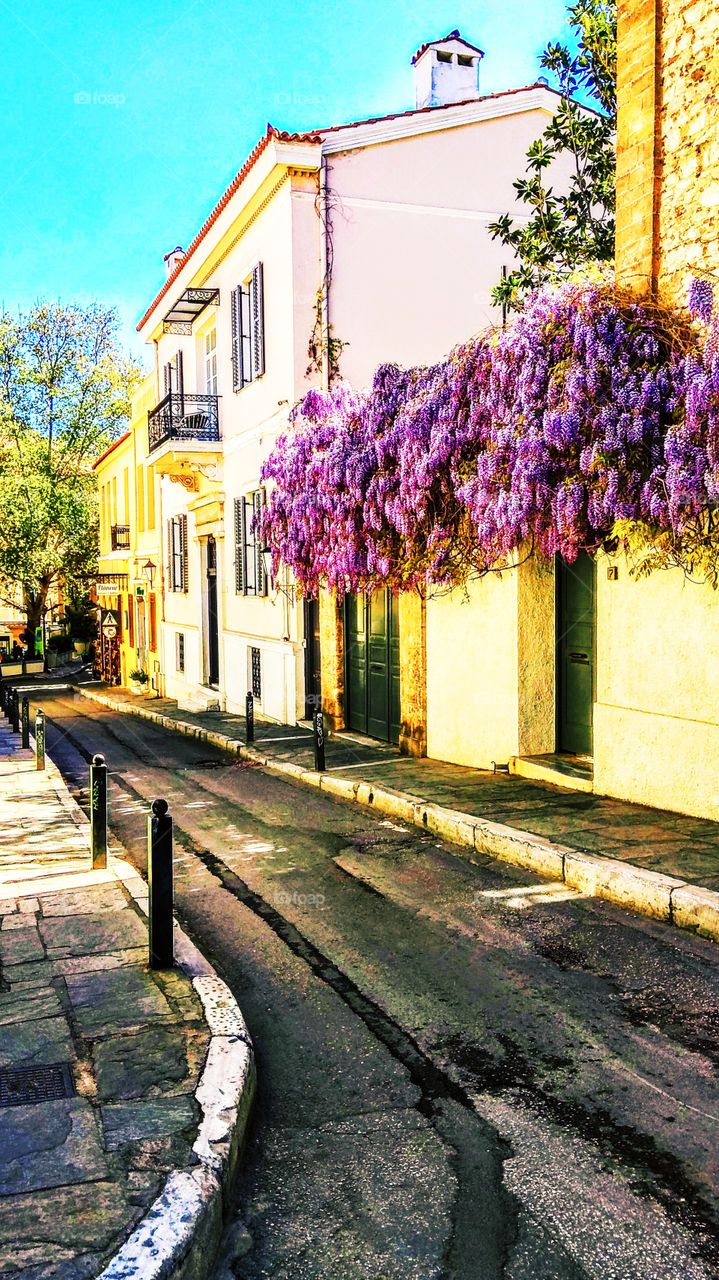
[0,1062,75,1108]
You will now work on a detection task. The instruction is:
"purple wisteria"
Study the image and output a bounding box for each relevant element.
[261,282,719,595]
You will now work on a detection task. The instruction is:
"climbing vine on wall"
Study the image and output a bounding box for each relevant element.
[262,280,719,596]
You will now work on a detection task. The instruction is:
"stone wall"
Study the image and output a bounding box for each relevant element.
[616,0,719,302]
[319,591,345,730]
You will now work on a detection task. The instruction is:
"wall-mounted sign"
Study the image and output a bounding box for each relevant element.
[101,609,119,639]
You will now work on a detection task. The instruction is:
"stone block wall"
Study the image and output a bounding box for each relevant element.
[616,0,719,302]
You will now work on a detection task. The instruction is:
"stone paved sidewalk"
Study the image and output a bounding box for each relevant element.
[0,716,210,1280]
[79,684,719,891]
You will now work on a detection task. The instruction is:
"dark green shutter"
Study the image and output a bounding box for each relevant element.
[252,263,265,378]
[253,490,267,596]
[230,287,241,392]
[180,514,188,593]
[234,498,245,593]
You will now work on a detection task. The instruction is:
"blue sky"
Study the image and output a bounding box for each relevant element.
[0,0,569,360]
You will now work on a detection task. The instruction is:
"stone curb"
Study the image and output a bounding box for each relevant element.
[20,726,257,1280]
[76,687,719,946]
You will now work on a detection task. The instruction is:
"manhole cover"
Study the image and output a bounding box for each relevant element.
[0,1062,75,1108]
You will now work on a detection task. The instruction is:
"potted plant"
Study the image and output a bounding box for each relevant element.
[129,668,149,695]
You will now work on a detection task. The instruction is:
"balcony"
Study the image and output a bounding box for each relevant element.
[111,525,131,551]
[148,393,220,454]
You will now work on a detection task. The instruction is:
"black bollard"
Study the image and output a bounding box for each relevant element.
[11,690,19,734]
[90,754,108,870]
[35,709,45,770]
[21,697,30,749]
[148,799,174,969]
[313,708,326,772]
[245,691,255,745]
[0,683,6,714]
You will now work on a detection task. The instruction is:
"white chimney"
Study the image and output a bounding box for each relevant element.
[163,245,185,277]
[412,29,484,109]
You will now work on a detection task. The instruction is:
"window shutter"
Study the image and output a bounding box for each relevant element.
[252,263,265,378]
[230,287,241,392]
[128,596,135,649]
[177,349,184,404]
[234,498,245,594]
[148,593,157,651]
[180,514,188,593]
[253,490,267,596]
[167,519,174,591]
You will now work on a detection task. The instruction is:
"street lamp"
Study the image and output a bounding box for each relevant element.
[142,559,156,588]
[260,545,273,585]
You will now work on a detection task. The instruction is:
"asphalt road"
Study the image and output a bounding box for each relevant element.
[34,689,719,1280]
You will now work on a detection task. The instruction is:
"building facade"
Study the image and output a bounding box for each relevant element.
[130,31,572,724]
[322,0,719,822]
[95,374,163,691]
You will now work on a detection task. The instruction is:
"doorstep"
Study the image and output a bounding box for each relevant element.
[509,752,594,794]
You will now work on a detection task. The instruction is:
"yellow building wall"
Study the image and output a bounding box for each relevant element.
[95,372,162,692]
[425,559,556,770]
[593,558,719,819]
[426,574,520,768]
[599,0,719,819]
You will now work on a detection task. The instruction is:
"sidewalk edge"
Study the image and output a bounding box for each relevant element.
[34,727,256,1280]
[75,687,719,945]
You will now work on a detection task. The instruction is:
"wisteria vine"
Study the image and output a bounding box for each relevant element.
[261,281,719,595]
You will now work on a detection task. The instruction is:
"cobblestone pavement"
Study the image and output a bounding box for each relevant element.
[0,717,210,1280]
[37,688,719,1280]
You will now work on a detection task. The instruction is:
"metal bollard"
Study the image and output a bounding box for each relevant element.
[245,691,255,744]
[21,697,29,749]
[90,754,108,870]
[11,690,19,734]
[35,709,45,770]
[313,708,326,772]
[148,799,174,970]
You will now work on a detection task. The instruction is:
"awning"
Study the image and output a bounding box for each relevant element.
[162,288,220,335]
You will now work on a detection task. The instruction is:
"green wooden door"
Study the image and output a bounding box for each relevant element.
[345,590,400,743]
[557,554,595,755]
[345,593,368,735]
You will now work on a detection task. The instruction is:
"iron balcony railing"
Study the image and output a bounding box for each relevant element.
[147,392,221,454]
[111,525,131,551]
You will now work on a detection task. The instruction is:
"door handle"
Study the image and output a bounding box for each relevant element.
[570,652,589,663]
[370,663,383,673]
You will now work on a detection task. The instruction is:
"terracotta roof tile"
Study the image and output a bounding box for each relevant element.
[93,431,131,471]
[411,29,484,64]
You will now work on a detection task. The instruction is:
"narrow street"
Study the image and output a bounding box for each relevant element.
[36,689,719,1280]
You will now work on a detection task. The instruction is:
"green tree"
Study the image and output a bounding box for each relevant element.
[489,0,617,310]
[0,303,140,644]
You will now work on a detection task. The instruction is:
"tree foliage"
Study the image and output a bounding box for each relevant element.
[489,0,617,310]
[0,303,140,638]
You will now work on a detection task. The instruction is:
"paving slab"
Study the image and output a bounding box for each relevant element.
[102,1095,198,1148]
[0,1097,108,1195]
[0,713,252,1280]
[64,963,174,1033]
[39,908,147,958]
